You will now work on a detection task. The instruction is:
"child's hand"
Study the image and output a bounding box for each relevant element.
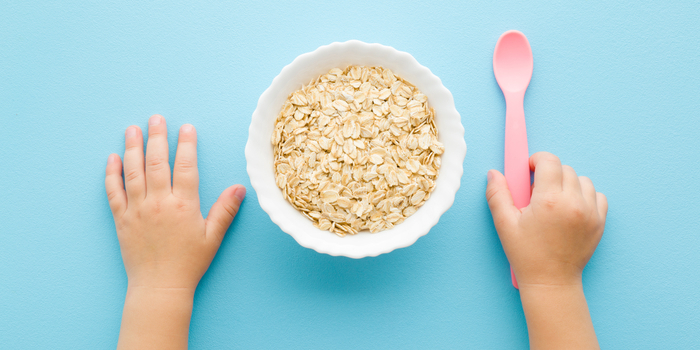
[106,115,245,349]
[486,152,607,349]
[105,115,246,291]
[486,152,608,287]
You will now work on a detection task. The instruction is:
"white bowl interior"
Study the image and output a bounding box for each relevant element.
[247,41,465,258]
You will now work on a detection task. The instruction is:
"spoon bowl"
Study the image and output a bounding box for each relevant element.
[493,31,533,93]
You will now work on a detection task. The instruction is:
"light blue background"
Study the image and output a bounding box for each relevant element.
[1,1,698,348]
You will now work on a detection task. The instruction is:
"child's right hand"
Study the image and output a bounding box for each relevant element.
[486,152,608,287]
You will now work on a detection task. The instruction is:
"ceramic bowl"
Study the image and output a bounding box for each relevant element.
[245,40,466,258]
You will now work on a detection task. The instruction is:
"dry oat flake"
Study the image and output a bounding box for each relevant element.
[271,65,443,236]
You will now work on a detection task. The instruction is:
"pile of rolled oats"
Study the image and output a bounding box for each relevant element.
[271,65,443,236]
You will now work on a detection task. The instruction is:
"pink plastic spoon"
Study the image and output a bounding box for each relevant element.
[493,30,534,289]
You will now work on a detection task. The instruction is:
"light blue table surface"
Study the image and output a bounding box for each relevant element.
[1,1,699,348]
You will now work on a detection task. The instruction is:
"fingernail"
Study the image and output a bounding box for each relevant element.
[487,170,494,181]
[125,126,136,138]
[149,115,162,126]
[233,186,247,202]
[181,124,194,133]
[108,154,116,164]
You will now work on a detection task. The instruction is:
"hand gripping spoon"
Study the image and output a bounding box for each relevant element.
[493,30,533,289]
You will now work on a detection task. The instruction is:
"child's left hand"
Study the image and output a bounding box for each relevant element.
[106,114,245,349]
[105,114,246,291]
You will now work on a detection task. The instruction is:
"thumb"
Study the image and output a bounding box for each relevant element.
[205,185,246,244]
[485,170,518,235]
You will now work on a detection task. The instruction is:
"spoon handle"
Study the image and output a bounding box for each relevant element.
[504,90,530,289]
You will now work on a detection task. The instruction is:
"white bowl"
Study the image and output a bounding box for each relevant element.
[246,40,466,258]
